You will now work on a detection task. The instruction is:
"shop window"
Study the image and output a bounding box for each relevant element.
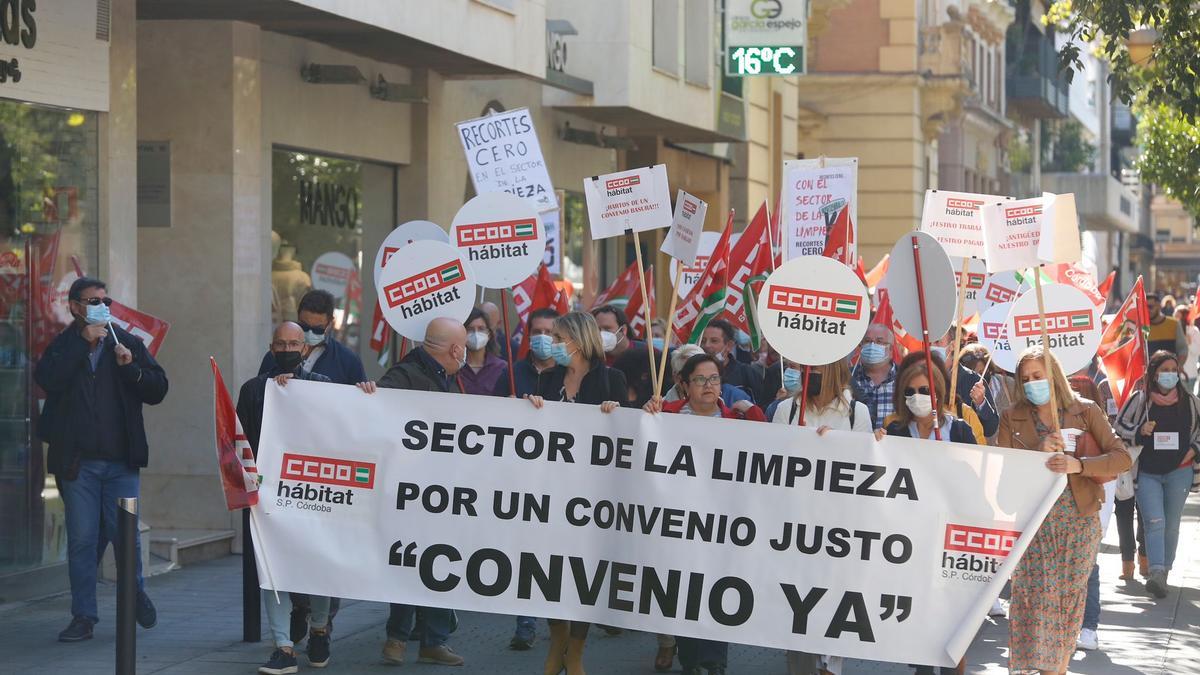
[0,101,99,580]
[560,190,589,308]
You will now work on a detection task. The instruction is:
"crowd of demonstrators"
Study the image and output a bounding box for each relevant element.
[36,276,169,644]
[1114,351,1200,598]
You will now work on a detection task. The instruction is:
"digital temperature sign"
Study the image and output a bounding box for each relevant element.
[724,0,808,77]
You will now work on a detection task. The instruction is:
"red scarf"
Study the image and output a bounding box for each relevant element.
[1150,387,1180,407]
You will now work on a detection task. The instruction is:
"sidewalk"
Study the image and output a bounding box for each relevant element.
[5,492,1198,675]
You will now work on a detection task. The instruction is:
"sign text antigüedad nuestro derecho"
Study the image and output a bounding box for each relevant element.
[252,382,1063,667]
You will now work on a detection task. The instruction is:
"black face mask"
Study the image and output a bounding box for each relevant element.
[804,372,823,398]
[273,350,303,373]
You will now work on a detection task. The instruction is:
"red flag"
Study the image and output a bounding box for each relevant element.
[864,254,890,291]
[821,204,855,266]
[1096,271,1115,306]
[369,301,391,355]
[515,264,569,358]
[211,358,259,510]
[854,257,868,287]
[1047,262,1109,307]
[1099,277,1148,408]
[876,288,923,359]
[625,266,656,340]
[108,300,171,357]
[592,260,643,313]
[673,211,733,345]
[725,202,775,344]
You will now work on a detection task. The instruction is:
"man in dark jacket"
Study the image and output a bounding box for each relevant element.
[377,317,468,667]
[34,277,168,643]
[494,307,564,399]
[257,289,366,386]
[700,319,766,407]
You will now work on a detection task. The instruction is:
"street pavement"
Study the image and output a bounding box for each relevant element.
[4,493,1198,675]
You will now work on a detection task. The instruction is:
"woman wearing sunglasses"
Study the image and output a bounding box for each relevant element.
[643,352,764,675]
[875,353,979,446]
[997,346,1129,675]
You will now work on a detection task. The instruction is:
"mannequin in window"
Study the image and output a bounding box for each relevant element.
[272,236,311,326]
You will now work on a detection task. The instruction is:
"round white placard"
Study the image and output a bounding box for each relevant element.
[948,256,988,318]
[311,251,356,300]
[883,231,956,342]
[976,302,1017,374]
[451,192,545,288]
[373,220,449,288]
[1004,283,1102,375]
[977,270,1030,316]
[376,240,477,341]
[756,256,870,366]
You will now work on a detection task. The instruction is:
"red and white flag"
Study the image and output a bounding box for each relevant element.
[1046,262,1112,308]
[626,266,656,340]
[211,357,259,510]
[514,263,570,358]
[673,211,733,345]
[592,260,643,313]
[822,204,856,267]
[725,202,776,349]
[1099,277,1149,408]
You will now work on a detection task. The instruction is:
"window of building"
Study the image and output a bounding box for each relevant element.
[653,0,680,75]
[684,0,713,86]
[0,101,99,582]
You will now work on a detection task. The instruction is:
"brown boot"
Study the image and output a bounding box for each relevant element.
[564,636,588,675]
[1139,554,1149,577]
[1120,560,1135,580]
[544,622,569,675]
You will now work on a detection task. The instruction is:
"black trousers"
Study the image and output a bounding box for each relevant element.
[1114,496,1145,561]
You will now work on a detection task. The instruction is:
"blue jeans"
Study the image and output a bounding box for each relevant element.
[1082,564,1100,630]
[60,460,145,623]
[264,592,329,649]
[677,637,727,668]
[514,615,536,639]
[387,604,455,647]
[1136,466,1194,571]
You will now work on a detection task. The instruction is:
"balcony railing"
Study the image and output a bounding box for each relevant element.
[1005,28,1069,119]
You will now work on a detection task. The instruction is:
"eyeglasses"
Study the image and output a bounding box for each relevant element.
[272,340,304,350]
[688,375,722,387]
[861,337,890,345]
[904,386,931,396]
[75,297,113,306]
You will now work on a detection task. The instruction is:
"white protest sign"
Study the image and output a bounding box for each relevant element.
[583,165,673,239]
[920,190,1009,259]
[457,107,557,212]
[883,232,956,343]
[949,256,988,318]
[373,220,449,288]
[661,190,709,265]
[1005,283,1103,374]
[977,302,1017,373]
[977,270,1030,316]
[1037,192,1082,265]
[540,207,561,275]
[376,240,477,340]
[451,192,546,289]
[781,158,857,260]
[311,251,356,300]
[254,381,1064,667]
[756,256,870,365]
[981,197,1044,273]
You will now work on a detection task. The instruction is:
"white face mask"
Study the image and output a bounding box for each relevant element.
[905,393,933,418]
[466,331,489,351]
[600,330,619,353]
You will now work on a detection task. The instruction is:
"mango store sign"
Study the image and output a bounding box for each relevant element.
[756,255,870,366]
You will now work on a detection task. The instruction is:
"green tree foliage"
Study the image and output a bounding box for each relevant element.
[1042,119,1098,172]
[1134,100,1200,218]
[1052,0,1200,121]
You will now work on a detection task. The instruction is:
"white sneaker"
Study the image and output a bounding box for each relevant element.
[988,598,1005,617]
[1077,628,1099,651]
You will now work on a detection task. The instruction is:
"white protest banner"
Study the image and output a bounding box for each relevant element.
[540,207,561,276]
[583,165,673,239]
[254,381,1064,667]
[781,158,857,260]
[883,232,956,343]
[1005,283,1102,374]
[756,256,870,365]
[977,302,1017,373]
[977,270,1030,316]
[948,256,988,318]
[376,240,477,340]
[451,192,546,288]
[661,190,709,265]
[981,197,1044,273]
[457,107,557,212]
[1037,192,1082,265]
[920,190,1008,259]
[373,220,449,287]
[311,251,356,300]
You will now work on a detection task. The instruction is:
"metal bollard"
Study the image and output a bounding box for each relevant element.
[242,508,261,642]
[116,497,138,675]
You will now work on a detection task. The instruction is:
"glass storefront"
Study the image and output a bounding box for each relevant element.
[0,101,100,585]
[271,148,396,356]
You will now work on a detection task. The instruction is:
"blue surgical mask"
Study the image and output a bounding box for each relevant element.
[651,337,665,351]
[782,367,803,393]
[1157,372,1180,391]
[85,303,112,325]
[530,334,554,361]
[1023,379,1051,406]
[551,341,573,367]
[860,343,888,365]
